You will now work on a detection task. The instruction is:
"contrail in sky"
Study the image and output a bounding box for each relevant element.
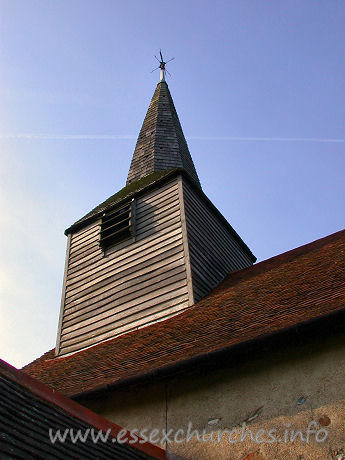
[188,136,345,143]
[1,133,345,143]
[0,134,136,140]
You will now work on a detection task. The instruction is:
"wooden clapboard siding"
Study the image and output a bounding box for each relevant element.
[63,267,187,333]
[63,262,186,327]
[57,177,191,356]
[61,280,188,343]
[182,179,253,302]
[67,224,182,282]
[65,237,183,299]
[65,250,185,315]
[56,173,254,357]
[60,295,189,356]
[67,214,182,272]
[60,289,189,355]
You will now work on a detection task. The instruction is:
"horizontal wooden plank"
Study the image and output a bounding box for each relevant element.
[183,186,237,248]
[70,220,99,240]
[68,198,182,264]
[187,212,249,270]
[70,225,99,250]
[63,261,186,325]
[187,216,249,273]
[60,290,188,356]
[67,220,182,280]
[62,272,188,337]
[136,193,179,223]
[183,184,251,267]
[69,237,100,261]
[182,180,252,303]
[61,284,189,347]
[134,213,181,242]
[66,225,183,286]
[187,230,232,274]
[60,292,189,354]
[68,241,101,265]
[192,283,208,302]
[68,224,182,283]
[183,182,251,257]
[58,177,187,356]
[187,227,244,275]
[136,207,181,234]
[136,184,179,212]
[65,239,184,300]
[189,251,222,288]
[70,233,99,255]
[65,253,185,315]
[135,201,180,233]
[136,177,178,203]
[65,247,185,314]
[67,214,182,271]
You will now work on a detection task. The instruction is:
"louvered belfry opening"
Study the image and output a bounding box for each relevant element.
[100,200,134,249]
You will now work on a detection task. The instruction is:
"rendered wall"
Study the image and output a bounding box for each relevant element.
[80,331,345,460]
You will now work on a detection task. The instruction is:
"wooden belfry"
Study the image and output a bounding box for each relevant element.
[55,57,255,357]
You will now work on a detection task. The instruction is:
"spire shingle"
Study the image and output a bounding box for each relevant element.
[127,81,200,187]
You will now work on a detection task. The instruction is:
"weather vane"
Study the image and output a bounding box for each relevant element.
[151,50,175,82]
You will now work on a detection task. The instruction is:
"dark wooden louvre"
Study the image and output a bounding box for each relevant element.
[100,200,134,249]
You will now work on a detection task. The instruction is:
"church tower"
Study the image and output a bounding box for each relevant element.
[55,63,256,357]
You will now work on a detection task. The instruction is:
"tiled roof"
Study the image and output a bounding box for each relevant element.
[23,229,345,398]
[0,359,166,459]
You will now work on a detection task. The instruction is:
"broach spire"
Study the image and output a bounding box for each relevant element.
[126,52,200,187]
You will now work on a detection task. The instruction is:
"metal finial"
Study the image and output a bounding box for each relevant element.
[151,50,175,82]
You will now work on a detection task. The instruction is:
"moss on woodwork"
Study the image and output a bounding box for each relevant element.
[66,169,180,234]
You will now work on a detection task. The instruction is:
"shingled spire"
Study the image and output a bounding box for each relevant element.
[126,81,201,187]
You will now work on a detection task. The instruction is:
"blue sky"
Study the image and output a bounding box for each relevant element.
[0,0,344,367]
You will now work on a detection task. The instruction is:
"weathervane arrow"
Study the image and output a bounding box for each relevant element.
[151,50,175,81]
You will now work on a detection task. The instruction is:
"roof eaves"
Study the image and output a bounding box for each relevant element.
[22,228,345,400]
[65,169,183,235]
[1,358,166,459]
[73,305,345,400]
[64,168,254,262]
